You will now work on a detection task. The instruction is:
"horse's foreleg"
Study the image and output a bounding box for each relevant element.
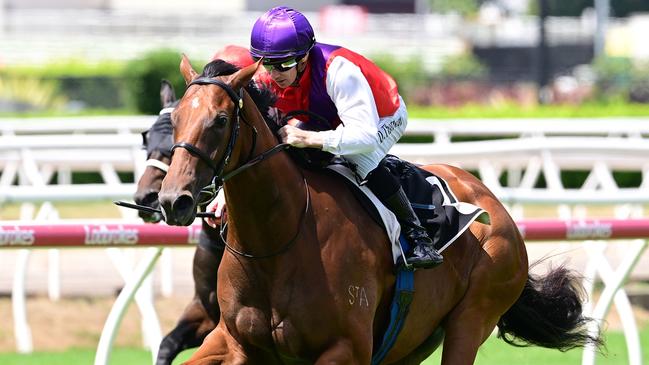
[183,324,247,365]
[193,244,224,322]
[158,244,222,365]
[156,296,216,365]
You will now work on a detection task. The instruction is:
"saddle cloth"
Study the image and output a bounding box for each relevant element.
[327,155,489,265]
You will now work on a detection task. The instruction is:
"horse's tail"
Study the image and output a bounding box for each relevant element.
[496,264,604,352]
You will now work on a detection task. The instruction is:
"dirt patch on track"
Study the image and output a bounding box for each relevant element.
[0,296,190,352]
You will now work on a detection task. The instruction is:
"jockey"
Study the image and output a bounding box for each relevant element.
[249,6,443,269]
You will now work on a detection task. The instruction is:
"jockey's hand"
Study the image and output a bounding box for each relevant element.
[286,118,301,127]
[278,125,324,149]
[204,189,227,228]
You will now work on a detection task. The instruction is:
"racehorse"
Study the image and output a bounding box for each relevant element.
[134,80,222,365]
[133,46,265,365]
[157,56,602,364]
[135,80,176,224]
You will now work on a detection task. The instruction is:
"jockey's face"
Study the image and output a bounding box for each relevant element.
[269,55,308,89]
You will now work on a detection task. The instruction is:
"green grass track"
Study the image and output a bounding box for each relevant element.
[0,326,646,365]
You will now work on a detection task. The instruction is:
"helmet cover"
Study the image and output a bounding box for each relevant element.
[250,6,315,60]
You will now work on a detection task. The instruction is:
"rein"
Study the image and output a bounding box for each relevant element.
[220,177,310,259]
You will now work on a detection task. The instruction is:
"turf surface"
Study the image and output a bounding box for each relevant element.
[0,327,646,365]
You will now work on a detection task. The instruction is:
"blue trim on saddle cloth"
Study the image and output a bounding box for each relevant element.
[371,237,415,365]
[412,202,435,210]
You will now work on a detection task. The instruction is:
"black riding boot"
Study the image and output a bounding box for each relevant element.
[365,160,444,269]
[383,187,444,269]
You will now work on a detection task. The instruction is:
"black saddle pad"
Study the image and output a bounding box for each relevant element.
[383,155,487,250]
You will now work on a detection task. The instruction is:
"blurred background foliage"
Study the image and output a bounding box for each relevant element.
[429,0,479,16]
[591,56,649,103]
[0,49,193,115]
[122,49,191,114]
[436,54,488,80]
[1,0,649,118]
[3,47,649,116]
[0,76,68,112]
[431,0,649,17]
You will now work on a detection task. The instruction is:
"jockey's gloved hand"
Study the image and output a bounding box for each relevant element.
[278,124,324,149]
[204,188,227,228]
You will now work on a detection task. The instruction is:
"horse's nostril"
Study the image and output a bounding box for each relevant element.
[136,191,159,207]
[158,191,196,225]
[173,194,196,221]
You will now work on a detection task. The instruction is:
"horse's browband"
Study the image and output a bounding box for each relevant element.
[188,77,243,110]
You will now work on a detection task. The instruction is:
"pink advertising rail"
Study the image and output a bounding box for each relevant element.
[0,222,202,248]
[1,219,649,248]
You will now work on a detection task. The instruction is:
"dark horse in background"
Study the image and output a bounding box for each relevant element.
[134,80,222,365]
[158,56,602,364]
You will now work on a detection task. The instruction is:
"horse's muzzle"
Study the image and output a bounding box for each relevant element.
[134,190,164,223]
[158,191,197,226]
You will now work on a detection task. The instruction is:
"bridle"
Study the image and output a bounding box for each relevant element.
[171,77,290,187]
[145,158,170,173]
[172,77,245,181]
[171,76,308,259]
[141,108,175,173]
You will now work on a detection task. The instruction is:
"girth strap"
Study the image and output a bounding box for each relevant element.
[371,237,415,365]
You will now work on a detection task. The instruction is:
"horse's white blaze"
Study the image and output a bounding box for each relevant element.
[192,97,200,109]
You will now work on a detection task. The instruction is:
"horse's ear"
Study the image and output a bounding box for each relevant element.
[160,79,176,108]
[180,54,199,85]
[227,60,261,91]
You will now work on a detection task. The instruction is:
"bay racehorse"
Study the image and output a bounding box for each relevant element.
[158,56,602,365]
[134,72,278,365]
[134,80,221,365]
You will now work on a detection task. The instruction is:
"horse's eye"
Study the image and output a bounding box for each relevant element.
[215,115,228,127]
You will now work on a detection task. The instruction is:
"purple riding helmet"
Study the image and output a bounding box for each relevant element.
[250,6,315,60]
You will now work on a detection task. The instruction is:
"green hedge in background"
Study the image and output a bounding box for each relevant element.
[592,56,649,103]
[0,59,126,111]
[0,52,189,113]
[6,49,649,115]
[122,49,189,114]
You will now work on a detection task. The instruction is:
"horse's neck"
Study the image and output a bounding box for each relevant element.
[223,96,306,253]
[225,155,302,206]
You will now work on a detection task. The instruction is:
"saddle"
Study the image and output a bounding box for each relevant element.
[323,155,489,260]
[382,155,490,251]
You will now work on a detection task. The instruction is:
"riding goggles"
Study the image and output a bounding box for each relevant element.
[259,58,298,72]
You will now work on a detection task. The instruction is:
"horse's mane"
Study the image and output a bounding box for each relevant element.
[201,60,277,126]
